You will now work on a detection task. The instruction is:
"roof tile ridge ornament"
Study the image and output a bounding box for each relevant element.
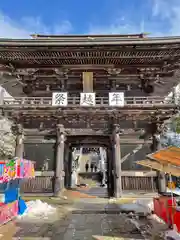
[30,33,149,39]
[30,34,38,39]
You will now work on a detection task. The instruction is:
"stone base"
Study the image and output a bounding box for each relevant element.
[53,177,65,197]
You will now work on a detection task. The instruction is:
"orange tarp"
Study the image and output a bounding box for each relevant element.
[148,146,180,167]
[136,160,180,177]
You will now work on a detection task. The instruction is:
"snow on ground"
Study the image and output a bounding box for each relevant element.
[17,199,56,220]
[165,230,180,240]
[167,188,180,196]
[118,198,170,238]
[148,213,166,224]
[0,195,4,202]
[118,198,154,216]
[134,199,154,212]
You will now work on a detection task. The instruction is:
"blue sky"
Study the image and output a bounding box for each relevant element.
[0,0,179,38]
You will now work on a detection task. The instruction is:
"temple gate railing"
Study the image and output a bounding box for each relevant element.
[1,96,177,107]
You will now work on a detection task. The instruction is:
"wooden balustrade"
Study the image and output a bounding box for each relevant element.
[2,96,175,107]
[19,174,157,193]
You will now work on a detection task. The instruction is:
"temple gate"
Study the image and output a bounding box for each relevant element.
[0,33,179,197]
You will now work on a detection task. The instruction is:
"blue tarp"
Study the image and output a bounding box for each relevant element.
[3,179,27,215]
[18,197,27,215]
[4,179,19,204]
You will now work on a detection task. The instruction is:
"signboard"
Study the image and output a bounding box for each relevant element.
[109,92,124,106]
[80,93,95,106]
[52,92,68,106]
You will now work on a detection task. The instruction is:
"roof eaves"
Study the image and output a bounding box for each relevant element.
[0,37,180,47]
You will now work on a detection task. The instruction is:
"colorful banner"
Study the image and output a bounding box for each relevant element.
[0,200,18,225]
[0,158,35,182]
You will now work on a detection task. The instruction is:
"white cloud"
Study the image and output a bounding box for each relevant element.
[152,0,180,36]
[89,0,180,36]
[89,17,161,37]
[88,6,158,36]
[0,11,72,38]
[89,18,140,35]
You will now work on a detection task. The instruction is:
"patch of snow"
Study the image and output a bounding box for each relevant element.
[134,199,154,212]
[0,195,4,203]
[109,198,117,203]
[119,199,153,216]
[119,203,150,215]
[17,199,56,220]
[148,214,166,224]
[165,230,180,240]
[167,188,180,196]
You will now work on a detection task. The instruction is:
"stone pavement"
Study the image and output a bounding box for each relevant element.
[0,198,146,240]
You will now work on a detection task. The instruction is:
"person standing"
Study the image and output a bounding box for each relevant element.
[90,163,94,172]
[94,165,97,172]
[85,162,89,172]
[99,171,104,186]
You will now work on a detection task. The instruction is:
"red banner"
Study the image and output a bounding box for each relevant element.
[0,201,18,225]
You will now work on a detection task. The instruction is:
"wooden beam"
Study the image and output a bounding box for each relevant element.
[82,72,93,92]
[3,54,178,60]
[30,170,157,177]
[121,171,156,177]
[9,63,166,69]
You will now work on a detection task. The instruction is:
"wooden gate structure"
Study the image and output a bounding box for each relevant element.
[0,34,180,197]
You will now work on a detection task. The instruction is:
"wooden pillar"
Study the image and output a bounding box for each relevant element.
[152,133,166,193]
[82,72,93,92]
[172,86,177,104]
[0,88,5,105]
[15,124,24,158]
[67,145,73,188]
[107,145,114,197]
[64,143,69,188]
[64,144,72,188]
[54,124,65,197]
[99,147,106,185]
[132,120,137,130]
[113,125,122,198]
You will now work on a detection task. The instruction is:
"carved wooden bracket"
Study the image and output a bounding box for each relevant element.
[15,68,38,76]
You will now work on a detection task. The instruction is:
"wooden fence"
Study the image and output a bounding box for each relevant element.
[19,174,157,194]
[122,176,157,191]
